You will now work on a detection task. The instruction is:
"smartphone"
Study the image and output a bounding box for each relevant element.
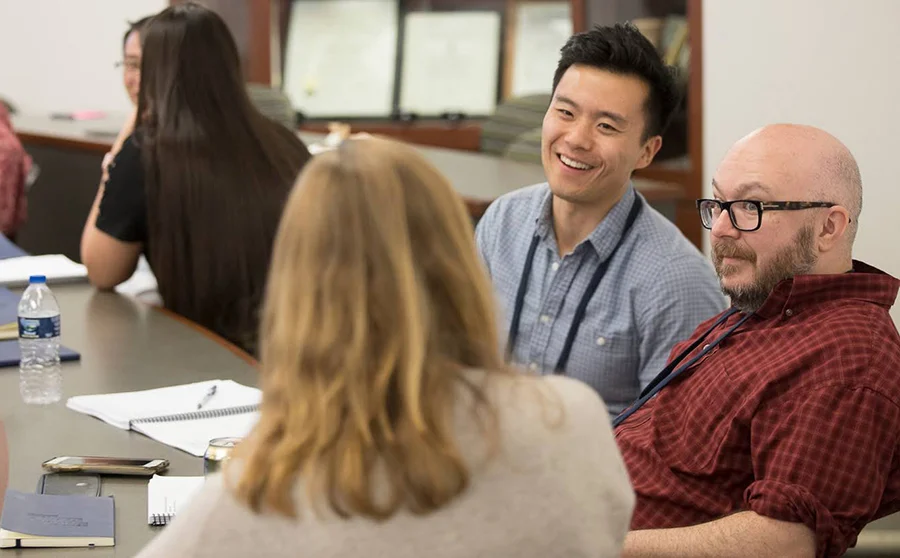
[42,456,169,476]
[36,473,101,497]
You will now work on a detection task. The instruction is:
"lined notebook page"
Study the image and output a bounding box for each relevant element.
[134,412,259,457]
[147,476,205,526]
[66,380,261,430]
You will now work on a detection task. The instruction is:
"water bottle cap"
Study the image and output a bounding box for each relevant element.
[28,275,47,284]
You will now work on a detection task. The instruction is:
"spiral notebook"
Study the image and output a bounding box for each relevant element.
[66,380,261,456]
[147,476,205,526]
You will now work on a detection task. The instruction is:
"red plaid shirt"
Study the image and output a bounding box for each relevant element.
[0,104,29,236]
[616,261,900,558]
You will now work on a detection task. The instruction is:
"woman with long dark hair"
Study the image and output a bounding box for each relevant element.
[81,2,310,354]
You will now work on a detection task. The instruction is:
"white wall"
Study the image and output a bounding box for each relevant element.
[704,0,900,326]
[0,0,166,114]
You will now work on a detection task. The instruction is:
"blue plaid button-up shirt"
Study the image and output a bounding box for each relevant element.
[476,183,726,417]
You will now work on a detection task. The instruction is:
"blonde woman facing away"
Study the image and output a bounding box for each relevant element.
[136,137,634,558]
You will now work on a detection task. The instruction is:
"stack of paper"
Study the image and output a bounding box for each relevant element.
[114,255,160,301]
[0,255,87,288]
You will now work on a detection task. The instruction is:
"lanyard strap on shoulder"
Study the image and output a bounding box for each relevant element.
[506,234,541,358]
[507,194,644,372]
[612,308,751,428]
[554,195,643,372]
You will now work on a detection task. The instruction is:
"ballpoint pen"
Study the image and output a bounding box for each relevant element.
[197,384,217,410]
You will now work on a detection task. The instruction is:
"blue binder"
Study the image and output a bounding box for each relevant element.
[0,236,81,367]
[0,342,79,368]
[0,234,26,260]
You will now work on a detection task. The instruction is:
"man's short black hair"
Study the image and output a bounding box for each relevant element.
[552,23,680,141]
[122,16,153,49]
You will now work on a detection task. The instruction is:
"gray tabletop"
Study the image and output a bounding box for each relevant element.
[0,284,258,556]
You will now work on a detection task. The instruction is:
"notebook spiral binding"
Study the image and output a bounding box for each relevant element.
[129,403,260,426]
[149,513,173,526]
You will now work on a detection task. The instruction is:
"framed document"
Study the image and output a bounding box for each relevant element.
[283,0,399,118]
[509,2,572,98]
[399,11,502,116]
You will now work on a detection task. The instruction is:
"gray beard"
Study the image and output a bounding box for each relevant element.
[717,225,818,313]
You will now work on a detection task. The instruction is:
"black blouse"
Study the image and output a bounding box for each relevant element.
[96,134,147,244]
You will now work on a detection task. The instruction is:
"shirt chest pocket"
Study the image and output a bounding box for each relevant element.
[651,360,746,473]
[587,326,634,362]
[571,326,638,399]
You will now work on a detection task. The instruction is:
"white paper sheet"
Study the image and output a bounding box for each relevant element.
[147,475,205,525]
[0,255,87,288]
[399,11,502,116]
[511,2,573,97]
[283,0,399,117]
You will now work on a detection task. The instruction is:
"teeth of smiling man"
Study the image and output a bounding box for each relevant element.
[559,154,594,170]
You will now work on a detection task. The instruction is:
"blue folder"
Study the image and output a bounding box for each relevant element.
[0,233,27,260]
[0,257,81,367]
[0,341,80,368]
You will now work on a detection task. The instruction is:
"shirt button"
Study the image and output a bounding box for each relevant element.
[785,309,794,317]
[540,314,551,324]
[596,337,606,346]
[551,262,560,271]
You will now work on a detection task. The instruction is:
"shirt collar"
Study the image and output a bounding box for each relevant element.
[534,183,638,258]
[534,186,554,239]
[753,260,900,319]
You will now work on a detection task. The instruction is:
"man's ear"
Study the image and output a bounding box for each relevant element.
[818,206,852,251]
[635,135,663,170]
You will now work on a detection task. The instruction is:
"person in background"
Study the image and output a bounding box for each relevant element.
[475,23,724,418]
[0,102,31,238]
[80,3,311,354]
[102,15,153,178]
[617,124,900,558]
[135,137,634,558]
[121,17,149,108]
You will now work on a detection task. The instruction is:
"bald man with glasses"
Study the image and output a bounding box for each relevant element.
[616,124,900,558]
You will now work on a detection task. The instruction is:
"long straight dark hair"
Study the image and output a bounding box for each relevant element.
[136,3,310,353]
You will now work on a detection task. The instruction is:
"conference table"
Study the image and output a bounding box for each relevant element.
[0,282,257,556]
[12,113,683,264]
[2,283,900,556]
[8,113,900,556]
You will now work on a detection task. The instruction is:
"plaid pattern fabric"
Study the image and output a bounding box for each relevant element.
[475,183,725,417]
[0,104,30,236]
[617,261,900,558]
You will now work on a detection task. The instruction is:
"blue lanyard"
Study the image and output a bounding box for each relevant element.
[506,195,644,374]
[612,307,752,428]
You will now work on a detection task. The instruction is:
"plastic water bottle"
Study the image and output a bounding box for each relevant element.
[18,275,62,404]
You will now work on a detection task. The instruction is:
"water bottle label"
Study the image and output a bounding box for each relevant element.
[18,316,60,339]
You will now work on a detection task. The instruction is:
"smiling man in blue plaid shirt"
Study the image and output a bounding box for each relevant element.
[476,24,724,417]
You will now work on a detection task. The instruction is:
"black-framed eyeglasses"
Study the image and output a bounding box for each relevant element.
[696,199,841,232]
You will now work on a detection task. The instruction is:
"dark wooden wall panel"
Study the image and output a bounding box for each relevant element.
[170,0,271,84]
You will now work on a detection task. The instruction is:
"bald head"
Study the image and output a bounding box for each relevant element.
[720,124,862,244]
